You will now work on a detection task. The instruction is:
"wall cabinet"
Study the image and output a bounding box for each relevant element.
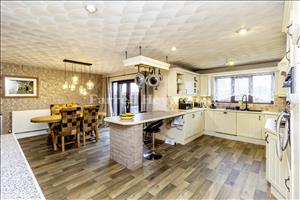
[237,113,263,139]
[199,75,211,96]
[167,68,200,96]
[266,132,290,199]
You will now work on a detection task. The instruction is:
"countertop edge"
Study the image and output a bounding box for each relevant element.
[12,133,46,200]
[1,134,46,200]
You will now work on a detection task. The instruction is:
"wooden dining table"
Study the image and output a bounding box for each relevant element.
[31,112,106,150]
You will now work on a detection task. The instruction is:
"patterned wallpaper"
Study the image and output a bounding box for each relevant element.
[0,63,104,134]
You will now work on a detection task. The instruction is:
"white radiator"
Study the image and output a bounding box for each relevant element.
[12,109,50,134]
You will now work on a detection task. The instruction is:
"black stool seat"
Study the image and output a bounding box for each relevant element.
[143,120,164,160]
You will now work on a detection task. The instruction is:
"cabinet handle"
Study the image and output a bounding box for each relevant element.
[286,23,292,37]
[285,176,290,192]
[285,49,290,62]
[259,115,261,120]
[265,134,269,144]
[223,112,227,114]
[192,114,195,118]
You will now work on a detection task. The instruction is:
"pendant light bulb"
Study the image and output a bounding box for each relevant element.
[86,80,94,90]
[62,81,69,91]
[82,88,88,96]
[72,75,79,85]
[69,84,76,91]
[79,85,85,95]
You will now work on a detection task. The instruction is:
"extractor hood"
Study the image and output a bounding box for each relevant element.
[123,55,170,70]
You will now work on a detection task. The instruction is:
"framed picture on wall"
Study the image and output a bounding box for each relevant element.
[2,76,39,98]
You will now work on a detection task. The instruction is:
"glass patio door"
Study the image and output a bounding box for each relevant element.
[112,80,139,116]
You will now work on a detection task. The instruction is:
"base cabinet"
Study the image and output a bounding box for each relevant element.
[205,110,236,135]
[158,111,205,145]
[237,113,263,139]
[266,132,290,199]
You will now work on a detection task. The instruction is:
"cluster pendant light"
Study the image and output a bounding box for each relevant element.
[62,59,94,95]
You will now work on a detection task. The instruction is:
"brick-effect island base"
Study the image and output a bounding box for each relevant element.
[109,123,143,170]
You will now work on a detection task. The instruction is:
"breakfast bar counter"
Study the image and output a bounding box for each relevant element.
[104,109,203,170]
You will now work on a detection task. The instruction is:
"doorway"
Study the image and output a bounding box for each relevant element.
[112,79,140,116]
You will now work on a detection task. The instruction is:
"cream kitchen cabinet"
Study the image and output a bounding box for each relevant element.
[159,110,205,145]
[199,75,211,96]
[167,68,200,96]
[237,113,263,139]
[208,111,237,135]
[265,132,291,199]
[205,110,215,131]
[184,111,204,138]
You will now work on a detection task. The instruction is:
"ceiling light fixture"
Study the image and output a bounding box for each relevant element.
[236,27,248,35]
[85,4,97,13]
[171,47,177,51]
[226,59,235,66]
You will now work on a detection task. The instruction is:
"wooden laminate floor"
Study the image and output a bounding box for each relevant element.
[19,129,273,200]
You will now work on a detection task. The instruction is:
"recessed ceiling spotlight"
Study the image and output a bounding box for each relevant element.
[236,27,248,35]
[226,59,235,66]
[85,4,97,14]
[171,47,177,51]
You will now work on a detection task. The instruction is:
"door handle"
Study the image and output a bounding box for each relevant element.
[265,134,269,144]
[285,176,290,192]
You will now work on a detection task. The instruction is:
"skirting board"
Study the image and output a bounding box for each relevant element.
[204,130,265,145]
[14,129,48,139]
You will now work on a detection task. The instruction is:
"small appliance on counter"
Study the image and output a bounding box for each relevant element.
[194,101,204,108]
[178,98,193,110]
[210,100,217,109]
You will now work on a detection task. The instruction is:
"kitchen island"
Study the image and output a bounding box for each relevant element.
[104,109,203,170]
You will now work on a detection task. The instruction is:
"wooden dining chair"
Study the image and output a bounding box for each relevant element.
[53,107,81,152]
[50,104,66,115]
[82,105,100,145]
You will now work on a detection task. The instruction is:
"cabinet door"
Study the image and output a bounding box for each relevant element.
[214,111,237,135]
[267,133,281,190]
[205,110,215,131]
[237,113,263,139]
[279,151,290,198]
[199,75,211,96]
[199,111,205,133]
[184,113,194,138]
[167,70,177,96]
[184,74,194,95]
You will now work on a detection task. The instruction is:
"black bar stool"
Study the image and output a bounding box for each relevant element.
[143,120,164,160]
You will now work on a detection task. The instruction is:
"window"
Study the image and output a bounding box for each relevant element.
[214,72,274,104]
[215,77,232,102]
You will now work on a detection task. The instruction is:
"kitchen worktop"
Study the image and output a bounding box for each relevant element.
[206,108,279,115]
[1,134,45,200]
[104,108,205,126]
[104,107,279,126]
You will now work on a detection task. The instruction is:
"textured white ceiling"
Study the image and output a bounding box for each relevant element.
[1,1,285,74]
